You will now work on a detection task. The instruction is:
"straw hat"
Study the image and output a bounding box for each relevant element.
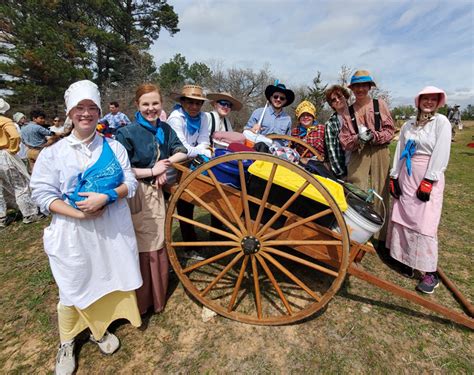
[207,92,242,111]
[171,85,208,102]
[349,70,376,88]
[295,100,316,119]
[0,98,11,114]
[414,86,447,109]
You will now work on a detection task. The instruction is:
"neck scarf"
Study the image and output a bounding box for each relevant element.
[400,139,417,176]
[174,104,201,135]
[298,121,319,137]
[135,111,164,145]
[416,111,435,127]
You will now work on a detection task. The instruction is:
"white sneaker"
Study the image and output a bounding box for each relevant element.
[89,331,120,355]
[55,342,75,375]
[22,213,46,224]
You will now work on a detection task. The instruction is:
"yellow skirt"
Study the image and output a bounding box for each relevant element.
[58,290,142,342]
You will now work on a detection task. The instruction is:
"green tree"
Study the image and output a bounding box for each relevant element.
[391,105,416,120]
[461,104,474,120]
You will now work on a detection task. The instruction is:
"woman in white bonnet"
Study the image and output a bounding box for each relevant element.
[30,80,142,375]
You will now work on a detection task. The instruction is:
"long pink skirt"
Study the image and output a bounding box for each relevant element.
[388,155,444,272]
[135,249,169,314]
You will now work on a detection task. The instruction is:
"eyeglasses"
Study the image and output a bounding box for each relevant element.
[53,119,60,122]
[272,94,286,101]
[217,100,233,109]
[330,95,344,104]
[75,105,100,114]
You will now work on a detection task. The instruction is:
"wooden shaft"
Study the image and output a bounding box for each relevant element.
[260,208,333,241]
[172,241,237,247]
[201,252,244,296]
[349,263,474,330]
[264,247,339,277]
[256,180,310,237]
[238,160,253,234]
[172,213,240,242]
[252,163,278,234]
[260,252,321,302]
[437,266,474,317]
[251,255,263,319]
[182,247,241,274]
[207,168,247,234]
[263,240,342,246]
[227,255,249,312]
[255,253,293,315]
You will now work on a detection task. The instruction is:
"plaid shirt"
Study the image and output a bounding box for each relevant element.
[291,123,325,159]
[324,113,346,178]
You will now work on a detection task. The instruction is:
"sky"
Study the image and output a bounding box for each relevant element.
[151,0,474,109]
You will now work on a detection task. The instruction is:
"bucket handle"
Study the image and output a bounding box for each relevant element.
[367,189,386,227]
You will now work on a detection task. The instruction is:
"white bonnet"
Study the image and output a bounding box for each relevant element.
[13,112,26,123]
[0,98,11,114]
[64,80,101,115]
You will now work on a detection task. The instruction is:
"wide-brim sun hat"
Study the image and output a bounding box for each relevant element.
[349,70,376,88]
[265,83,295,107]
[414,86,447,109]
[64,80,102,116]
[0,98,11,114]
[206,92,242,111]
[171,85,208,102]
[295,100,316,119]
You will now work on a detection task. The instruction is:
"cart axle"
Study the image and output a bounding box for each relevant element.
[241,236,261,254]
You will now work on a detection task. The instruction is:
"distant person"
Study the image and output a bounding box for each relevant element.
[206,92,242,143]
[116,83,187,315]
[388,86,451,294]
[20,109,52,172]
[30,80,142,375]
[12,112,28,162]
[245,82,295,136]
[99,101,131,135]
[339,70,395,248]
[291,100,325,159]
[0,99,43,227]
[324,85,351,179]
[49,116,65,134]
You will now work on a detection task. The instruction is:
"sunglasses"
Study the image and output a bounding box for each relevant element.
[217,100,233,109]
[330,95,344,104]
[272,94,286,101]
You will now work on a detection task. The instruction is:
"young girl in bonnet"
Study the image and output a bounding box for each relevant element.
[30,80,142,375]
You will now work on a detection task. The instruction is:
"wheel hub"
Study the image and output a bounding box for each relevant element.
[241,236,261,255]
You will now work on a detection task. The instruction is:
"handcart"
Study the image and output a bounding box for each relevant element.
[164,139,473,329]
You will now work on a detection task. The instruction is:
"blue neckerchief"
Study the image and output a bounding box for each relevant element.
[65,138,124,208]
[174,104,201,135]
[135,111,164,145]
[400,139,417,176]
[298,121,318,137]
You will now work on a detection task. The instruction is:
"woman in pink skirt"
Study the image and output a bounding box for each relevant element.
[388,86,451,294]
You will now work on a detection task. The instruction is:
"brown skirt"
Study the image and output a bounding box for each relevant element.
[135,248,169,314]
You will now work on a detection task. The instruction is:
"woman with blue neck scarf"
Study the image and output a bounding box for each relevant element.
[388,86,451,295]
[291,100,325,160]
[116,83,187,315]
[167,85,211,158]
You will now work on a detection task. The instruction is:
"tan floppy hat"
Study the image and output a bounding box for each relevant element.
[207,92,243,111]
[171,85,208,102]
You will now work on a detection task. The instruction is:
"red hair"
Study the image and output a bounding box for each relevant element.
[135,83,162,104]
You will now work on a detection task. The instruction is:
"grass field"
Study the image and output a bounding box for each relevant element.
[1,123,473,374]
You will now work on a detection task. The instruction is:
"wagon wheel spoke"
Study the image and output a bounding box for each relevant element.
[260,208,333,241]
[255,253,292,315]
[183,188,242,237]
[263,247,339,277]
[172,240,238,247]
[259,252,321,302]
[238,160,252,234]
[300,148,310,158]
[227,255,249,312]
[201,252,244,297]
[207,168,246,234]
[172,213,240,242]
[264,239,342,247]
[256,181,310,237]
[252,163,278,234]
[251,254,263,319]
[182,247,241,274]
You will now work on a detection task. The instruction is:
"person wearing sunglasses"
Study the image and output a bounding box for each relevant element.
[245,82,295,137]
[49,116,65,134]
[205,92,243,144]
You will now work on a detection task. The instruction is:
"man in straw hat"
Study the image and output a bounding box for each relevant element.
[245,82,295,136]
[0,98,44,227]
[167,84,211,159]
[339,69,395,249]
[205,92,243,144]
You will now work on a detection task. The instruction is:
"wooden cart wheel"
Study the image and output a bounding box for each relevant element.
[165,152,350,325]
[266,134,324,161]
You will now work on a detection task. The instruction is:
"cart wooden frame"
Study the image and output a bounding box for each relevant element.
[164,142,473,329]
